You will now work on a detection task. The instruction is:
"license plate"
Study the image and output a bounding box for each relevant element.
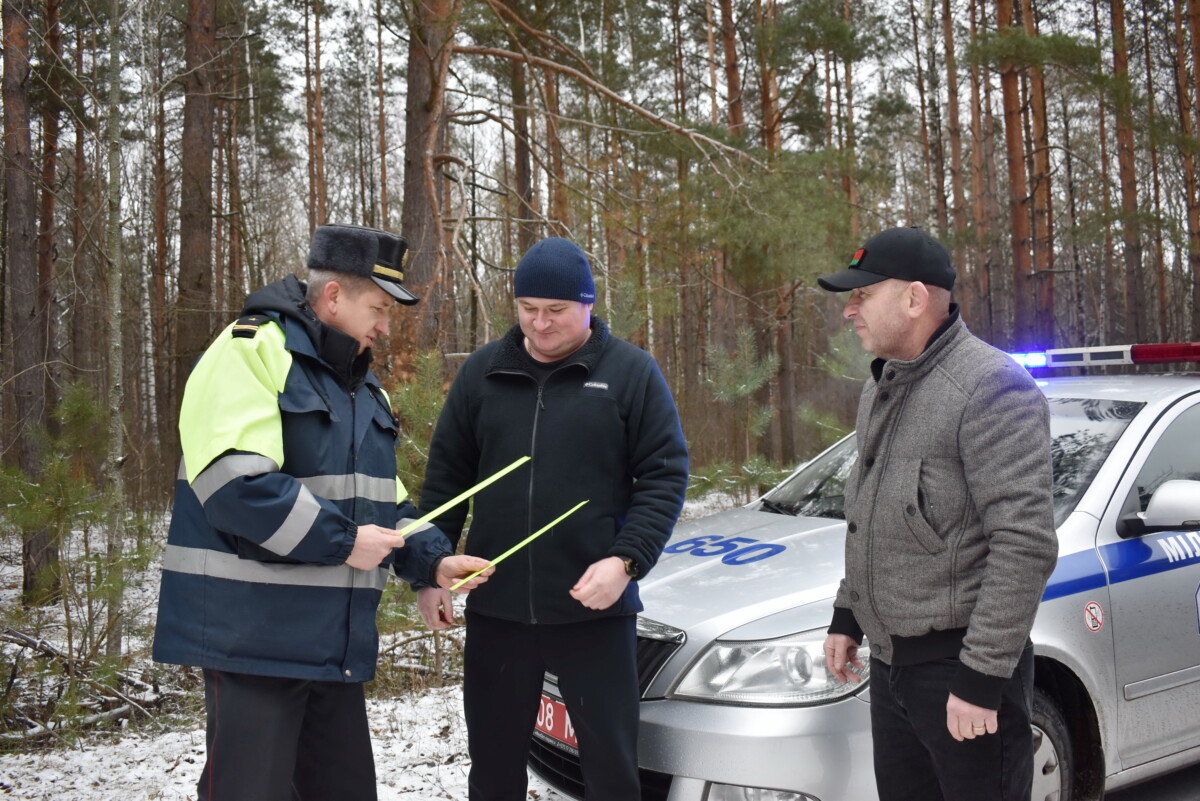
[534,693,578,752]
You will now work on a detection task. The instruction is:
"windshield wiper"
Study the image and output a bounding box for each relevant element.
[759,497,798,516]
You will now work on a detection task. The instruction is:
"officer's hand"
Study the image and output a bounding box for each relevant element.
[417,587,455,630]
[946,692,998,741]
[823,633,864,684]
[569,556,630,610]
[436,555,494,592]
[345,524,406,570]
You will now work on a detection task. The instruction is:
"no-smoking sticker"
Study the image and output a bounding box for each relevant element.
[1084,601,1104,632]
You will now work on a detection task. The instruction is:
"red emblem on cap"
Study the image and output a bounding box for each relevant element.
[849,248,866,267]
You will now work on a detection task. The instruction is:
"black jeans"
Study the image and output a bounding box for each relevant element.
[198,669,377,801]
[463,611,641,801]
[870,644,1035,801]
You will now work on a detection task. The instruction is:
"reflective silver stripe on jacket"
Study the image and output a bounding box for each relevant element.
[259,485,322,556]
[299,473,396,503]
[191,453,280,505]
[396,518,433,535]
[162,544,389,591]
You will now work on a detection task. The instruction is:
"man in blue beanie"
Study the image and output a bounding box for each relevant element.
[417,236,689,800]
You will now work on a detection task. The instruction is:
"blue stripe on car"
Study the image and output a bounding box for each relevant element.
[1042,531,1200,602]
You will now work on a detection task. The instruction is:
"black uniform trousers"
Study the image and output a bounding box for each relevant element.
[463,610,641,801]
[198,669,377,801]
[869,643,1036,801]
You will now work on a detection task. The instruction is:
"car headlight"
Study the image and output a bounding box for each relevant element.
[672,629,869,706]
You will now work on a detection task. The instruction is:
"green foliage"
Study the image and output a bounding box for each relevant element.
[966,30,1101,72]
[0,384,112,550]
[0,384,178,742]
[815,326,872,382]
[686,457,790,505]
[387,351,449,507]
[794,403,853,452]
[706,328,779,404]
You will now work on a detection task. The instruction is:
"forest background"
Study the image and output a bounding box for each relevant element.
[1,0,1199,743]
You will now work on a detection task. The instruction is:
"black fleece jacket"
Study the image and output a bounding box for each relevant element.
[420,318,689,624]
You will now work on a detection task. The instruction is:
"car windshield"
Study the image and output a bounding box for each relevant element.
[762,397,1144,526]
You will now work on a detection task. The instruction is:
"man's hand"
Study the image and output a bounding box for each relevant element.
[569,556,630,610]
[946,692,998,741]
[345,524,407,570]
[436,555,494,592]
[823,633,865,684]
[416,557,494,631]
[417,587,455,630]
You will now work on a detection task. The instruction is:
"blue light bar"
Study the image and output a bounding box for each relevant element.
[1009,351,1048,369]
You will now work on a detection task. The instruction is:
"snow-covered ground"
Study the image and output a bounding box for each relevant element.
[0,685,566,800]
[0,491,739,800]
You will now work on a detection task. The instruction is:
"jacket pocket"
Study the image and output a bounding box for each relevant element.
[900,460,947,554]
[279,363,337,421]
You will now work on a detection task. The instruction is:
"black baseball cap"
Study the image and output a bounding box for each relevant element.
[307,224,420,305]
[818,227,956,292]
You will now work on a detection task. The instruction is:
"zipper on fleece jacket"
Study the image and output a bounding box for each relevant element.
[491,355,589,624]
[526,383,545,622]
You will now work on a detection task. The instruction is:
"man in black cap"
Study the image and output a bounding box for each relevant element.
[818,227,1057,801]
[416,236,689,800]
[154,223,493,801]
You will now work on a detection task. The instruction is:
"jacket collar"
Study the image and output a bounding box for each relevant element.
[486,317,611,377]
[870,304,966,384]
[260,276,377,390]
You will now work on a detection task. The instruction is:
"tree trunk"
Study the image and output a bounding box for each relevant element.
[1020,0,1055,346]
[377,0,391,229]
[152,17,173,456]
[4,0,60,605]
[943,0,966,255]
[103,0,126,656]
[510,59,535,252]
[909,0,938,227]
[399,0,461,356]
[843,0,858,239]
[1141,2,1166,340]
[1190,0,1200,337]
[543,66,568,236]
[997,0,1033,350]
[1092,0,1119,343]
[1178,0,1200,339]
[304,0,317,233]
[703,0,719,126]
[718,0,745,137]
[177,0,217,400]
[38,0,62,430]
[754,0,781,153]
[313,0,327,225]
[967,0,990,333]
[1111,0,1144,343]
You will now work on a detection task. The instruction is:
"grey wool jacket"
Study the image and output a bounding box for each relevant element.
[828,307,1058,710]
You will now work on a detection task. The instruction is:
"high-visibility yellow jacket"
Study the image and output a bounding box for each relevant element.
[153,275,449,682]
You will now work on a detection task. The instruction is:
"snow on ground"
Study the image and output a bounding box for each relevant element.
[0,685,567,801]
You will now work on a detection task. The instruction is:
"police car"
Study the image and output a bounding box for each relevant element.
[529,342,1200,801]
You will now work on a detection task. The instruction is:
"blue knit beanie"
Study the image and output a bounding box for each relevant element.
[513,238,596,303]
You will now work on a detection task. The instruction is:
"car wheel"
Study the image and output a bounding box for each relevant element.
[1031,687,1073,801]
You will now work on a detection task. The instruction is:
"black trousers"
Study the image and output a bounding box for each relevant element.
[463,611,641,801]
[198,669,377,801]
[869,644,1035,801]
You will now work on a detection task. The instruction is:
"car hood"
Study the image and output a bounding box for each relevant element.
[639,506,846,640]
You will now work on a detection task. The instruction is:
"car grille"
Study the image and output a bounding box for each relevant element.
[529,737,674,801]
[634,617,685,698]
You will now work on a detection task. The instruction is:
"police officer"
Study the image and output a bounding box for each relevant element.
[153,224,492,801]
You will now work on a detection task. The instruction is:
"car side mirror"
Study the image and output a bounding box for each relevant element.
[1117,480,1200,539]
